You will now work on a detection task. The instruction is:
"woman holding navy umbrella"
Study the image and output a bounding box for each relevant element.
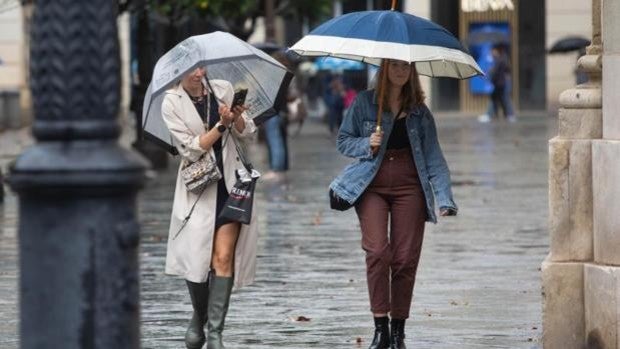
[330,59,458,348]
[290,2,482,346]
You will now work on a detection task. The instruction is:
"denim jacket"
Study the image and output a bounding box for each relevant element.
[329,90,457,223]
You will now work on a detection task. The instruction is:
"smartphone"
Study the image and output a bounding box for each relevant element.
[231,88,248,108]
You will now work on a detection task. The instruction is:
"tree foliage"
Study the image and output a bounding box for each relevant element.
[120,0,332,40]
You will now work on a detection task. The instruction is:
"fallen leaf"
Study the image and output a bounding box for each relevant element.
[291,316,311,322]
[312,211,322,225]
[356,337,363,344]
[450,300,459,306]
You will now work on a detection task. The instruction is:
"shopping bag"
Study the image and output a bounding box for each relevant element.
[218,167,260,225]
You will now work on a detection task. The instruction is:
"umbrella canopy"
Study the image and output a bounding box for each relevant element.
[315,56,365,71]
[289,10,483,79]
[143,31,293,155]
[549,36,590,54]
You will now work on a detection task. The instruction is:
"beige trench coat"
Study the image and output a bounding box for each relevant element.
[162,80,258,288]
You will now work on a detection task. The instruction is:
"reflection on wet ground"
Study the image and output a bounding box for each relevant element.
[0,115,555,348]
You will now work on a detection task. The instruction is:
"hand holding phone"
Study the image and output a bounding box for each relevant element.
[232,88,248,108]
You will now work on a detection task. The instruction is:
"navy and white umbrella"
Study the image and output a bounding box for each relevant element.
[290,10,483,79]
[143,31,293,155]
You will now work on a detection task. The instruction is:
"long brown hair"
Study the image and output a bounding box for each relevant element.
[375,60,425,112]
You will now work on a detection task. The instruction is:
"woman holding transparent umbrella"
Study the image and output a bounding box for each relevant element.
[161,66,258,349]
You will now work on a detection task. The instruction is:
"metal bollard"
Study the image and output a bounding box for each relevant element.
[7,1,148,348]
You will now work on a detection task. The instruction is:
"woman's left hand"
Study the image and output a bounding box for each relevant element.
[440,207,457,216]
[219,104,248,126]
[231,105,248,121]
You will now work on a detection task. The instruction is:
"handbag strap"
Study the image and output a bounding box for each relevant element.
[173,130,240,240]
[172,187,206,240]
[226,124,253,172]
[175,78,248,240]
[204,76,253,172]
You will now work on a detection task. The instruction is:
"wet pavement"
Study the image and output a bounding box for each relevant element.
[0,115,555,348]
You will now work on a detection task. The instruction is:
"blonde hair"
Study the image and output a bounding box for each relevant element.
[374,60,425,111]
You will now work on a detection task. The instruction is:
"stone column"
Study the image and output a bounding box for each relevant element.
[7,1,147,348]
[587,0,620,347]
[542,1,602,348]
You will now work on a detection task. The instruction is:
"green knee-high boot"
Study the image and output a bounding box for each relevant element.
[185,279,210,349]
[206,275,234,349]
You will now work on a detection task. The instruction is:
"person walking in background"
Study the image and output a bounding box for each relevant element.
[478,46,516,123]
[325,75,346,135]
[342,79,358,115]
[330,59,458,348]
[262,51,298,181]
[161,66,259,349]
[262,110,288,181]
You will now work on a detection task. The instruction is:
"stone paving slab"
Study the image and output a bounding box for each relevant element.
[0,115,555,348]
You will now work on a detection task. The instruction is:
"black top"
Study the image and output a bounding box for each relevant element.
[189,92,222,153]
[387,116,409,149]
[490,55,510,88]
[188,91,231,228]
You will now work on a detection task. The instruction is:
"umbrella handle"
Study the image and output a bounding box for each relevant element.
[372,61,388,155]
[391,0,398,10]
[375,60,388,130]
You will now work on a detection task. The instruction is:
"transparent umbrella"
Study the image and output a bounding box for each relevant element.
[142,31,293,154]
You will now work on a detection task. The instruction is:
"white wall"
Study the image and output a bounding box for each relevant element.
[0,5,23,90]
[118,13,131,121]
[546,0,592,110]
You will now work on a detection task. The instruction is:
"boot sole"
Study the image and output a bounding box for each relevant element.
[186,340,205,349]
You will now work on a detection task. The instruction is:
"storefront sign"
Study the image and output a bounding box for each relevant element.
[461,0,515,12]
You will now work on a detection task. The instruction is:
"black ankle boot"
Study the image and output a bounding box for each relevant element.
[369,316,390,349]
[185,279,210,349]
[390,318,406,349]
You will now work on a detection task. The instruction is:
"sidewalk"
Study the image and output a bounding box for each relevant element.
[0,115,554,348]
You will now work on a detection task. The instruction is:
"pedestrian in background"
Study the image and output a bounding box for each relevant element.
[325,75,346,135]
[262,51,290,181]
[330,59,458,348]
[342,79,358,116]
[478,45,516,123]
[161,67,259,349]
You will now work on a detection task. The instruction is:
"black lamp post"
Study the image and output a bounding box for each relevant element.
[7,1,147,348]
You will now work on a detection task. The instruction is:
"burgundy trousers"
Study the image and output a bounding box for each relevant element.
[355,148,426,319]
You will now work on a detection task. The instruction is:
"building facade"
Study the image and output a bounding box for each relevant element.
[406,0,591,113]
[1,1,594,125]
[280,0,591,114]
[0,4,29,129]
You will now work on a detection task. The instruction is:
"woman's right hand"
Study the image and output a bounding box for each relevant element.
[219,105,235,127]
[369,131,383,155]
